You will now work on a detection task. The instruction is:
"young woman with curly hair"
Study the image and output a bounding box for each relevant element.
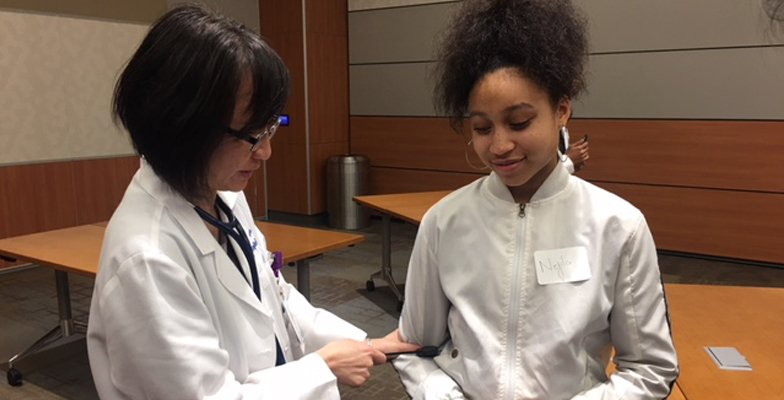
[388,1,679,398]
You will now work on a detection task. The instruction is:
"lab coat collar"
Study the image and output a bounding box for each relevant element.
[135,160,269,315]
[486,160,570,204]
[136,160,216,256]
[137,159,242,257]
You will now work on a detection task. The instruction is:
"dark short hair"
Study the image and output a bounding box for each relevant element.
[434,0,587,132]
[113,4,290,200]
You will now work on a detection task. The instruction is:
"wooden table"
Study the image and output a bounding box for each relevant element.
[0,221,362,386]
[257,221,364,300]
[353,191,450,307]
[665,283,784,399]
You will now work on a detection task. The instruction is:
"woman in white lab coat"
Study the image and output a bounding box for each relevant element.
[87,5,416,399]
[391,1,679,399]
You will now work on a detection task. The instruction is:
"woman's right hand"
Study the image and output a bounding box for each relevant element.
[316,339,387,387]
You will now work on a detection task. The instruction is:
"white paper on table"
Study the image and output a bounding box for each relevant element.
[705,346,752,371]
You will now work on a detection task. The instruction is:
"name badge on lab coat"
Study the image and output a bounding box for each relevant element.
[534,246,591,285]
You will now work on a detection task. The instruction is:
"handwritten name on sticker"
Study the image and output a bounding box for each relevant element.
[534,246,591,285]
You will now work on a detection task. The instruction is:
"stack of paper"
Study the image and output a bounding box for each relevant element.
[705,347,752,371]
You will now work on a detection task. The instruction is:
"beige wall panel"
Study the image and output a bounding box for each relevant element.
[350,62,435,115]
[575,0,784,53]
[349,0,455,12]
[172,0,260,32]
[0,1,165,23]
[0,10,145,166]
[349,2,459,64]
[351,47,784,119]
[349,1,784,61]
[576,47,784,119]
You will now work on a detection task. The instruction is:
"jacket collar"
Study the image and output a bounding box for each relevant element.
[486,160,571,204]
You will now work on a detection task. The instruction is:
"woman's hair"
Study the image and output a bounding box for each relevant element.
[434,0,588,132]
[114,4,290,200]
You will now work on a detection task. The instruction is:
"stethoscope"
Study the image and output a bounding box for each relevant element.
[194,197,261,300]
[194,197,287,365]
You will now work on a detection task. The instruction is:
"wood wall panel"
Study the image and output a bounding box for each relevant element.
[243,163,267,218]
[312,141,350,214]
[306,32,349,144]
[73,156,139,224]
[305,0,350,214]
[265,141,309,213]
[0,156,139,241]
[570,119,784,193]
[596,182,784,265]
[369,167,482,195]
[0,161,79,238]
[351,116,475,172]
[262,0,349,215]
[0,154,267,275]
[261,0,306,214]
[353,115,782,264]
[353,116,784,194]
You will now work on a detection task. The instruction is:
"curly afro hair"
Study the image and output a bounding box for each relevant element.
[433,0,588,132]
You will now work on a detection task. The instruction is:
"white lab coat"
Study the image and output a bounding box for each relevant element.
[87,161,365,399]
[395,163,679,399]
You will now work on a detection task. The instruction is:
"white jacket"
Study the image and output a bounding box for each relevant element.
[87,162,365,399]
[395,163,678,400]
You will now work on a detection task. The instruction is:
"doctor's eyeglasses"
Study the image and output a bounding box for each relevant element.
[226,116,282,152]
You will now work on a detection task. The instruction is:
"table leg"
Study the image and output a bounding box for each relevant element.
[367,214,404,308]
[296,260,310,301]
[56,270,74,337]
[6,270,86,387]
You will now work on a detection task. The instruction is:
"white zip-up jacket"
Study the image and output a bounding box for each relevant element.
[87,161,365,399]
[395,163,679,399]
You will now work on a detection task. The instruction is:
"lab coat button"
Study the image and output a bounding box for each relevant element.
[451,349,459,358]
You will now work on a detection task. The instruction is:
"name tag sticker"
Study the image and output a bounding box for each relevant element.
[534,246,591,285]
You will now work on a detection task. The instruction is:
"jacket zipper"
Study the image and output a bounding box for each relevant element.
[505,204,525,399]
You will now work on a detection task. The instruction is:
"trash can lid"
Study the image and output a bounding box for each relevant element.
[328,154,369,164]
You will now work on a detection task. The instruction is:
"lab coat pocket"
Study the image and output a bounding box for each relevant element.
[282,303,305,358]
[276,276,306,358]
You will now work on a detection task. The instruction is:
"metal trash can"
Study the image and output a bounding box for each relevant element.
[327,154,370,230]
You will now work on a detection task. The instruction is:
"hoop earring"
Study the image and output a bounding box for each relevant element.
[464,140,490,171]
[558,126,570,161]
